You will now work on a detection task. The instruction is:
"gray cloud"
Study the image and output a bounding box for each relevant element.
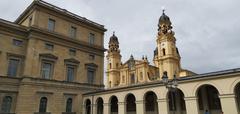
[1,0,240,74]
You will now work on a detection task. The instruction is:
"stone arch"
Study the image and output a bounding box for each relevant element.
[142,89,160,100]
[96,97,103,114]
[85,99,91,114]
[144,91,159,114]
[230,77,240,94]
[176,86,188,97]
[95,97,103,104]
[109,95,118,114]
[166,88,186,114]
[125,93,136,114]
[193,82,223,96]
[196,84,222,114]
[143,91,159,100]
[233,81,240,113]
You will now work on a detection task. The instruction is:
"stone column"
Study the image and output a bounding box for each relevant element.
[118,102,126,114]
[82,104,86,114]
[92,104,97,114]
[157,98,168,114]
[136,100,144,114]
[103,103,110,114]
[184,97,198,114]
[219,94,238,114]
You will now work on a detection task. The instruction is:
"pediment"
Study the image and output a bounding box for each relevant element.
[39,53,58,60]
[64,58,80,64]
[85,63,98,68]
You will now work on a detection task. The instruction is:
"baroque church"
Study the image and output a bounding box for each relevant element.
[106,10,195,88]
[0,1,240,114]
[83,10,240,114]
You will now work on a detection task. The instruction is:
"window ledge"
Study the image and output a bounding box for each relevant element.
[34,112,51,114]
[62,112,76,114]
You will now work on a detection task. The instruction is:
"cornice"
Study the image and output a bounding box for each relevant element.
[0,19,28,38]
[83,68,240,95]
[15,0,107,32]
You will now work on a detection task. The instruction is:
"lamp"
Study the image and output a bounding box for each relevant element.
[161,71,178,89]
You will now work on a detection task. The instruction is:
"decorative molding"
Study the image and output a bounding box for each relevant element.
[64,58,80,64]
[39,53,58,60]
[184,96,198,101]
[36,91,54,95]
[85,63,98,69]
[63,93,78,96]
[219,94,236,98]
[7,52,25,59]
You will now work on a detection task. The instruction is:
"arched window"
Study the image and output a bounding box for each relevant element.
[39,97,48,112]
[163,48,166,56]
[1,96,12,113]
[66,98,73,112]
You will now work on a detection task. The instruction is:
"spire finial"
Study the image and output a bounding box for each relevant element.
[162,6,165,14]
[113,31,115,36]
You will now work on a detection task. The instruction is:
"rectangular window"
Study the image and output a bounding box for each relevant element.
[131,74,135,84]
[69,48,76,56]
[70,26,77,38]
[87,69,95,84]
[13,39,23,46]
[45,43,54,50]
[89,33,95,45]
[48,19,55,31]
[66,65,75,82]
[7,59,20,77]
[41,62,53,79]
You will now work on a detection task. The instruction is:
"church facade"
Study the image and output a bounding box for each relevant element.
[83,10,240,114]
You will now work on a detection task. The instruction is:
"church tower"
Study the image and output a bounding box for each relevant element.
[106,32,121,88]
[156,10,181,79]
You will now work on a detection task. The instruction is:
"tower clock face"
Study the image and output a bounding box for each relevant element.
[160,42,165,48]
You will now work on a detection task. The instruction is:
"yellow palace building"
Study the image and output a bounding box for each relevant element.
[0,0,239,114]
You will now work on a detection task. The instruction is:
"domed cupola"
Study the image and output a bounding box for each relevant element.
[108,32,120,52]
[109,32,119,44]
[158,10,173,34]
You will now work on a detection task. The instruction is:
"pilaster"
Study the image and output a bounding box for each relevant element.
[136,100,144,114]
[184,96,198,114]
[219,94,238,114]
[92,104,97,114]
[118,102,125,114]
[157,98,168,114]
[103,103,110,114]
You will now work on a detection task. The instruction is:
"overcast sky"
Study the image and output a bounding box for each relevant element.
[0,0,240,74]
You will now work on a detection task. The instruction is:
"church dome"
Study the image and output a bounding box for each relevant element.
[158,10,171,26]
[109,32,119,44]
